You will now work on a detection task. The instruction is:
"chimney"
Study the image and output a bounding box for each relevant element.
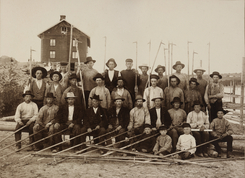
[60,15,66,21]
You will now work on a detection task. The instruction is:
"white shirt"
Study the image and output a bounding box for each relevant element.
[186,111,209,129]
[156,108,162,129]
[108,70,114,81]
[36,79,42,89]
[93,107,98,114]
[54,84,59,91]
[176,134,196,154]
[117,88,124,96]
[68,105,74,121]
[143,86,163,109]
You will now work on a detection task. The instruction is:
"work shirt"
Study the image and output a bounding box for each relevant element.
[35,104,59,127]
[157,75,168,92]
[204,82,224,105]
[153,135,172,153]
[176,134,196,154]
[184,88,204,113]
[111,87,133,109]
[88,86,111,109]
[196,77,207,101]
[164,86,185,109]
[168,108,187,126]
[186,111,209,129]
[128,107,151,129]
[14,101,38,122]
[81,68,98,91]
[210,118,233,137]
[143,86,164,109]
[138,74,148,96]
[172,72,188,91]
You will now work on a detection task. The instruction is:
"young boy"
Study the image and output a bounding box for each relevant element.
[210,108,233,158]
[133,124,156,153]
[153,125,172,156]
[176,123,196,160]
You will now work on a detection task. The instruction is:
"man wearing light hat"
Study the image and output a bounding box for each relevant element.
[138,63,149,96]
[172,61,188,91]
[155,65,168,92]
[143,74,164,109]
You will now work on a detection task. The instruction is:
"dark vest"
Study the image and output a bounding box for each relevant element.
[31,80,46,101]
[104,70,119,93]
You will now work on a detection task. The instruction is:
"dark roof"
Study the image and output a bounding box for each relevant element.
[37,19,90,47]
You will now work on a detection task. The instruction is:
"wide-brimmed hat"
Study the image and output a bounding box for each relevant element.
[189,78,199,86]
[116,76,125,82]
[144,124,152,129]
[69,73,81,82]
[150,74,159,80]
[170,97,183,105]
[106,58,117,68]
[46,92,56,98]
[173,61,185,70]
[155,65,165,73]
[210,71,222,79]
[159,125,167,131]
[31,66,47,79]
[169,75,180,85]
[194,67,206,73]
[192,100,203,108]
[135,95,145,102]
[85,56,96,64]
[65,92,77,99]
[151,96,164,101]
[22,90,34,97]
[182,123,191,128]
[114,95,125,101]
[60,62,68,67]
[216,108,228,115]
[50,71,62,81]
[125,58,133,63]
[93,73,104,81]
[90,94,102,101]
[139,63,149,70]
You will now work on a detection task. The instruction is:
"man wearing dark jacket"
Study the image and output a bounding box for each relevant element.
[107,96,130,147]
[52,92,85,153]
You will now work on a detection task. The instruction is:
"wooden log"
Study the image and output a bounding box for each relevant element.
[0,116,15,122]
[219,142,245,152]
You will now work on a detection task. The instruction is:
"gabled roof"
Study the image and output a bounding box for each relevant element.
[37,19,90,47]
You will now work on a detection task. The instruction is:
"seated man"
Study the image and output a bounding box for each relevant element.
[14,91,38,151]
[33,92,59,151]
[176,123,196,160]
[127,95,151,139]
[186,101,209,157]
[53,92,86,153]
[107,96,130,148]
[168,97,187,152]
[153,125,172,156]
[210,108,234,158]
[133,124,156,153]
[85,94,107,154]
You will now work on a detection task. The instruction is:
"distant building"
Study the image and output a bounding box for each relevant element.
[38,15,90,63]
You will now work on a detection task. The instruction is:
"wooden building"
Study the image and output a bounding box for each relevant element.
[38,15,90,63]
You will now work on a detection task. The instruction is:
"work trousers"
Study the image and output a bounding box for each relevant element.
[211,135,233,154]
[106,127,126,148]
[15,120,34,147]
[84,91,90,109]
[192,131,209,154]
[32,99,44,111]
[209,99,223,123]
[84,127,106,144]
[167,126,184,152]
[33,124,55,149]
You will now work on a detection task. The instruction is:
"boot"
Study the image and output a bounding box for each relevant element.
[15,145,21,152]
[227,151,233,158]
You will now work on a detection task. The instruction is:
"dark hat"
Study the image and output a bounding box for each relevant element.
[117,76,125,82]
[22,90,34,97]
[193,67,206,73]
[159,125,167,131]
[169,75,180,85]
[150,74,159,80]
[90,94,102,101]
[189,77,199,86]
[93,73,104,81]
[173,61,185,70]
[151,96,164,101]
[182,123,191,128]
[85,56,96,64]
[106,58,117,68]
[144,124,152,129]
[125,58,133,63]
[170,97,183,105]
[32,66,47,79]
[60,62,68,66]
[192,100,203,108]
[135,95,145,102]
[50,71,62,81]
[46,92,56,98]
[69,73,79,81]
[114,95,125,101]
[139,63,149,70]
[210,71,222,79]
[155,65,165,73]
[216,108,228,115]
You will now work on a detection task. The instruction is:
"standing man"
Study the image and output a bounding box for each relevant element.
[59,62,69,89]
[33,93,59,151]
[204,71,224,123]
[29,66,48,110]
[120,58,140,101]
[155,65,168,92]
[111,76,133,110]
[172,61,188,91]
[14,91,38,150]
[138,63,149,96]
[194,67,208,111]
[103,58,119,93]
[164,75,185,110]
[143,74,164,109]
[88,73,111,109]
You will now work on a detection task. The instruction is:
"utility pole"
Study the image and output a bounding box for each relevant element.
[103,36,107,71]
[187,41,192,80]
[208,42,210,76]
[171,43,176,74]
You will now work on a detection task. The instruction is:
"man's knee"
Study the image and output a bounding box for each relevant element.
[99,127,106,135]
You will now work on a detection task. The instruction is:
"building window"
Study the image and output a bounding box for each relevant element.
[50,39,55,46]
[72,52,77,59]
[73,39,76,47]
[50,51,55,58]
[61,27,67,34]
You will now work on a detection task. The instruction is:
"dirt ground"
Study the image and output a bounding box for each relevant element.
[0,131,244,178]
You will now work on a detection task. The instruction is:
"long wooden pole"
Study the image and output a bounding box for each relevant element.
[241,1,245,133]
[148,40,151,87]
[133,41,138,96]
[150,41,164,74]
[103,36,107,72]
[170,43,176,75]
[192,51,198,77]
[187,41,192,81]
[164,48,168,77]
[208,42,210,76]
[67,25,73,72]
[168,42,171,75]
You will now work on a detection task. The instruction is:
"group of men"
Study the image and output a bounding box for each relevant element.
[14,56,233,158]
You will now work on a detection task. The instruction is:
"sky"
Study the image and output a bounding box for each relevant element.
[0,0,244,75]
